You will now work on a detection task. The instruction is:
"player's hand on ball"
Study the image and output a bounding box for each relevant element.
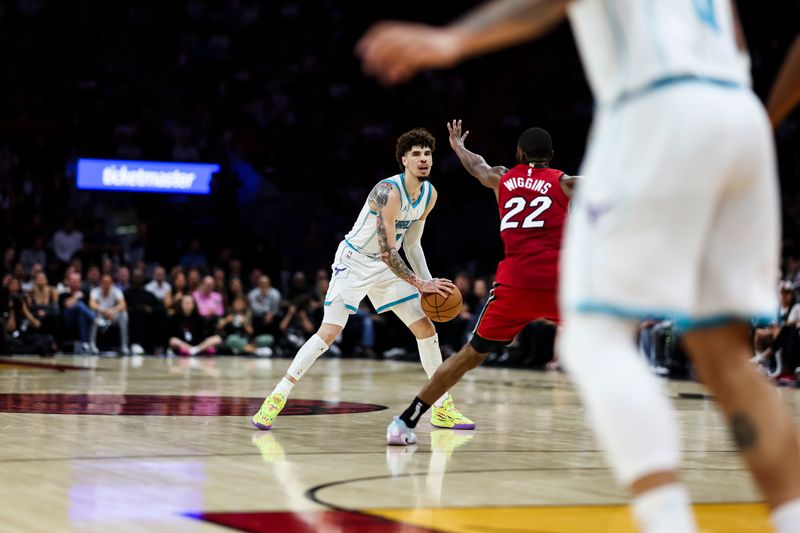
[356,22,463,85]
[447,119,469,150]
[419,278,456,298]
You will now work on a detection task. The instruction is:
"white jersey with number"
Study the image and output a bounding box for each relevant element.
[323,174,434,318]
[567,0,751,105]
[343,173,433,259]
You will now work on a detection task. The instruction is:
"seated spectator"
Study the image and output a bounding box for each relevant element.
[287,271,311,301]
[116,265,131,291]
[187,268,202,292]
[56,266,77,295]
[145,265,172,306]
[218,296,273,355]
[226,277,245,307]
[248,275,281,333]
[29,271,59,337]
[754,281,800,382]
[16,262,33,293]
[3,278,56,356]
[168,295,222,356]
[2,247,16,277]
[90,274,129,355]
[125,268,165,354]
[193,275,224,321]
[59,271,95,354]
[52,218,83,264]
[213,267,227,296]
[277,294,318,355]
[170,271,188,314]
[83,265,101,294]
[179,239,208,271]
[229,259,243,281]
[101,257,114,277]
[20,236,47,271]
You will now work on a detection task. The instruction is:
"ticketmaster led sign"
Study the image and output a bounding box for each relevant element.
[77,159,219,195]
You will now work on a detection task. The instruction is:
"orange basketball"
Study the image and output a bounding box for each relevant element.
[420,288,463,323]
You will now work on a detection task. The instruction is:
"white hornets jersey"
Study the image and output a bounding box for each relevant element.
[343,173,433,259]
[567,0,751,106]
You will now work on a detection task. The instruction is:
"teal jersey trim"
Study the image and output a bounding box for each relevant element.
[324,301,358,313]
[381,178,402,197]
[400,173,425,209]
[375,293,419,313]
[423,182,432,212]
[574,301,776,331]
[611,75,742,109]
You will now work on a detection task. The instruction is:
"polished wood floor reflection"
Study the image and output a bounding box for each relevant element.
[0,354,793,532]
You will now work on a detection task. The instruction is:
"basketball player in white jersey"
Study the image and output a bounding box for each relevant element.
[358,2,800,532]
[252,128,474,431]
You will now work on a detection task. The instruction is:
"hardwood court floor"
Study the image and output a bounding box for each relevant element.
[0,354,792,532]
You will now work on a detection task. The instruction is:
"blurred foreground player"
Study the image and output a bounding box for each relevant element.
[252,128,474,431]
[359,1,800,532]
[387,120,576,444]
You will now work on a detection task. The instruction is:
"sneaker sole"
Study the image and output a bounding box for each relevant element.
[431,421,477,430]
[251,418,273,430]
[387,433,416,446]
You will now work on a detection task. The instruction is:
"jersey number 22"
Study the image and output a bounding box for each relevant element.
[500,196,552,231]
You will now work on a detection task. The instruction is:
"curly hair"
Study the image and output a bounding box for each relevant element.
[395,128,436,169]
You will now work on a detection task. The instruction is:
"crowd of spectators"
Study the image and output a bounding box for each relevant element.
[0,229,505,359]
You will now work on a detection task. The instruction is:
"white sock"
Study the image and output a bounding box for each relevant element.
[632,483,696,533]
[272,377,294,397]
[771,498,800,533]
[284,334,328,382]
[417,334,448,408]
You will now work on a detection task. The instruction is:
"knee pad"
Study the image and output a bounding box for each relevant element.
[560,313,681,485]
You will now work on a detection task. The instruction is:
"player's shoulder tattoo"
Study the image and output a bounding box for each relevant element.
[368,181,396,211]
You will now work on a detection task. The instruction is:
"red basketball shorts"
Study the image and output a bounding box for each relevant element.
[470,283,560,352]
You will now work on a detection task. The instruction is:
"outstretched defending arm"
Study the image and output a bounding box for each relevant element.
[447,120,507,200]
[559,174,582,198]
[768,35,800,128]
[357,0,570,85]
[368,182,454,297]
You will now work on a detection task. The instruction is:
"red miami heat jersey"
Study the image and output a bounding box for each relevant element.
[494,164,570,290]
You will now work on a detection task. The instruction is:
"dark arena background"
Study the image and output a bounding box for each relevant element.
[1,2,800,532]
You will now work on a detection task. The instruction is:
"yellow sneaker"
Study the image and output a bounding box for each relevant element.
[430,395,475,430]
[251,392,287,430]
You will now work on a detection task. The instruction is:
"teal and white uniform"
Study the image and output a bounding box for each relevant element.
[561,0,779,327]
[325,173,434,317]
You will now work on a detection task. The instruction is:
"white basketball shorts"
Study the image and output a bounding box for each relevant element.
[324,241,421,315]
[561,81,780,329]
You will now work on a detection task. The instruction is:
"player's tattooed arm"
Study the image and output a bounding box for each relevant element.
[448,120,507,198]
[369,182,454,297]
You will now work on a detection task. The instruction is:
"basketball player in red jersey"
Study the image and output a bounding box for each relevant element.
[387,120,578,444]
